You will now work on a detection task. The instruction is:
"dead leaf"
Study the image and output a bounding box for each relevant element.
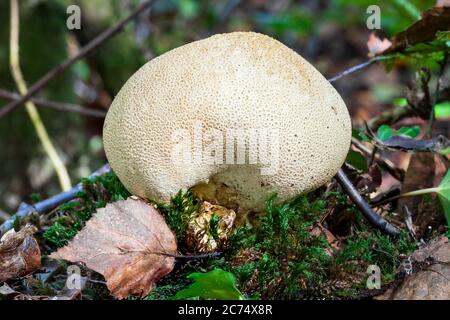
[384,6,450,54]
[186,201,236,253]
[50,197,177,299]
[310,224,340,255]
[378,236,450,300]
[397,153,443,237]
[0,224,41,283]
[367,32,392,57]
[356,164,382,195]
[436,0,450,8]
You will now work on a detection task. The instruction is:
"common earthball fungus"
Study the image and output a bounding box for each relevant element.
[103,32,351,215]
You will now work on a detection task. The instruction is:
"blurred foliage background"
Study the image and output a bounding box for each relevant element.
[0,0,443,217]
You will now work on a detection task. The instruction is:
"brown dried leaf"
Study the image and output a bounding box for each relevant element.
[356,164,382,195]
[0,225,41,283]
[186,201,236,253]
[384,6,450,54]
[367,32,392,57]
[437,0,450,7]
[50,197,177,299]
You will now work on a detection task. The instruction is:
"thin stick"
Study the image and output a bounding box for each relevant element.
[0,0,156,118]
[0,89,106,118]
[327,60,400,236]
[0,164,111,236]
[156,252,223,260]
[335,169,400,237]
[374,187,439,206]
[9,0,71,191]
[328,56,389,83]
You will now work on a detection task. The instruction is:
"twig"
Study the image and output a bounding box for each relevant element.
[157,252,223,260]
[335,169,400,237]
[0,89,106,118]
[0,164,111,236]
[9,0,71,191]
[328,56,390,83]
[0,0,156,118]
[327,62,401,236]
[373,184,440,207]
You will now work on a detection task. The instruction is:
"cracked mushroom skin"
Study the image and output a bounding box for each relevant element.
[103,32,351,213]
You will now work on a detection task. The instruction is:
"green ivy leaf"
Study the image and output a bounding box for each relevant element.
[438,147,450,155]
[434,101,450,119]
[393,97,408,108]
[376,124,395,141]
[396,126,420,138]
[376,124,420,141]
[175,268,244,300]
[345,150,367,172]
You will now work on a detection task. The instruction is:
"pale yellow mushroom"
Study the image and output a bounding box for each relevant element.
[103,32,351,215]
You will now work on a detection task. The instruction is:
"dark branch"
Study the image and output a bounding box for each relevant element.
[326,62,401,236]
[0,89,106,118]
[0,0,156,118]
[335,169,400,237]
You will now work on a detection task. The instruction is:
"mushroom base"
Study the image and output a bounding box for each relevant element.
[190,166,285,225]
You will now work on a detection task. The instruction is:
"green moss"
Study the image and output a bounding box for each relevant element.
[42,174,417,300]
[43,171,131,247]
[158,190,199,249]
[336,230,417,283]
[228,194,331,299]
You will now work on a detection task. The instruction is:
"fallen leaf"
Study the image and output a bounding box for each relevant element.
[378,236,450,300]
[0,225,41,283]
[367,32,392,57]
[50,197,177,299]
[398,153,442,236]
[384,6,450,54]
[310,223,340,254]
[356,164,382,195]
[0,283,19,297]
[186,201,236,253]
[436,0,450,8]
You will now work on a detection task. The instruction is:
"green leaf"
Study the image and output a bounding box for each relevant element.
[175,268,244,300]
[438,147,450,155]
[434,101,450,119]
[72,61,90,81]
[345,150,367,171]
[376,124,420,141]
[393,97,408,108]
[436,170,450,228]
[178,0,199,19]
[376,124,395,141]
[396,126,420,138]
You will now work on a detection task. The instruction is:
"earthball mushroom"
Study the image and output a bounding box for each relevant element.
[103,32,351,214]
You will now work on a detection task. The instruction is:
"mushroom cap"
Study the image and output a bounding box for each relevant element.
[103,32,351,212]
